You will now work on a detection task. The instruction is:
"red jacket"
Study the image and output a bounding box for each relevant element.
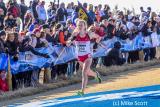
[0,78,9,92]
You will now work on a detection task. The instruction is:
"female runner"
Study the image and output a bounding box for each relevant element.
[67,19,102,96]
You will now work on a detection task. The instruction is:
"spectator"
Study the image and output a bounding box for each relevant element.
[0,30,6,53]
[142,20,153,61]
[95,24,106,38]
[5,32,19,62]
[42,24,54,44]
[24,10,33,30]
[0,0,7,15]
[103,4,110,19]
[28,1,32,10]
[0,69,9,92]
[30,28,48,48]
[55,2,67,25]
[66,3,73,19]
[31,0,39,19]
[105,18,116,39]
[71,6,79,26]
[36,0,47,24]
[88,4,95,21]
[19,0,28,23]
[65,19,75,34]
[82,3,88,10]
[0,8,4,30]
[104,41,125,66]
[19,31,49,58]
[47,2,57,22]
[7,0,21,18]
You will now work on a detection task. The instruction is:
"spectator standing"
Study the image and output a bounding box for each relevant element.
[0,30,6,53]
[31,0,39,20]
[19,0,28,23]
[36,0,47,24]
[0,8,4,30]
[66,3,73,19]
[55,3,67,25]
[88,4,95,21]
[0,0,7,15]
[7,0,21,18]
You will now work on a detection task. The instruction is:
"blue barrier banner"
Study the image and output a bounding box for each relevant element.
[0,53,8,70]
[1,36,160,74]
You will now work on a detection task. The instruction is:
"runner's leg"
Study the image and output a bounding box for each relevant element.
[79,61,88,92]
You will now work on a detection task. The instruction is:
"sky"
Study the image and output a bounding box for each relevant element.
[58,0,160,13]
[4,0,160,14]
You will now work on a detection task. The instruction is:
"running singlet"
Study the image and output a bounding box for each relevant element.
[75,33,91,62]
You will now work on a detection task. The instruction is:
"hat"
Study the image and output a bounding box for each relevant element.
[33,28,40,34]
[0,30,6,37]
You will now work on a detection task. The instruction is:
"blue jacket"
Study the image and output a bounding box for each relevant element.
[88,10,95,21]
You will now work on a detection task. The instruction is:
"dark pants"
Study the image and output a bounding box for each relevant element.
[150,47,156,60]
[143,48,150,61]
[128,51,139,63]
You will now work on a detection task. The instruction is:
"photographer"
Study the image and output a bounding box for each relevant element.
[104,41,125,66]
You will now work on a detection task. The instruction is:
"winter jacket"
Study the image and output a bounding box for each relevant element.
[88,10,95,21]
[36,5,47,21]
[7,3,21,18]
[55,8,67,23]
[0,78,9,92]
[19,3,28,21]
[0,1,7,15]
[31,1,38,19]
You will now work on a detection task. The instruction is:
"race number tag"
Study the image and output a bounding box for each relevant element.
[78,44,87,52]
[75,41,91,56]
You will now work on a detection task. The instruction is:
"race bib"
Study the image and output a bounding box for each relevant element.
[75,41,91,56]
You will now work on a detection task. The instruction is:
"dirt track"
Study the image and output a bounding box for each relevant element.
[1,65,160,106]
